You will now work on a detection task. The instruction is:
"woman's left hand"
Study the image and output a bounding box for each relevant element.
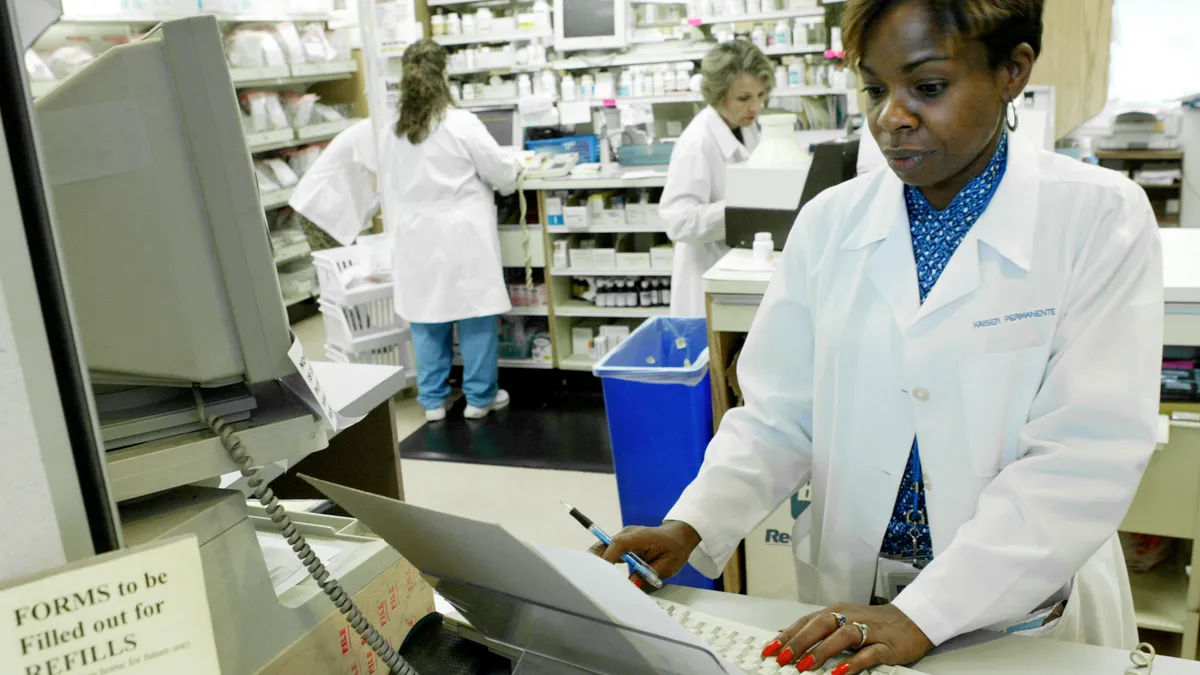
[764,603,933,674]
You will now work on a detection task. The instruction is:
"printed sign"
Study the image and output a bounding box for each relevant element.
[0,537,221,675]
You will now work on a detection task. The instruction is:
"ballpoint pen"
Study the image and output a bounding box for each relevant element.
[563,502,664,590]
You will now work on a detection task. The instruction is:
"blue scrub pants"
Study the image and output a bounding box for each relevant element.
[410,316,500,411]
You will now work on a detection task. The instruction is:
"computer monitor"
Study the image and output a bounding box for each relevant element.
[553,0,628,52]
[475,106,522,150]
[34,15,293,389]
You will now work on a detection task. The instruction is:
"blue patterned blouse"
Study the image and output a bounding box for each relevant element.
[879,132,1010,563]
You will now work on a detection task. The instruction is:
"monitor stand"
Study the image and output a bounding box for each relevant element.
[95,384,256,450]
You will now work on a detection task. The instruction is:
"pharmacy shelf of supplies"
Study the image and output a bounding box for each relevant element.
[231,64,358,89]
[260,187,296,210]
[434,28,553,47]
[448,63,550,77]
[1129,564,1189,634]
[632,0,690,4]
[506,305,550,316]
[559,353,596,372]
[552,45,715,70]
[284,290,318,308]
[772,86,847,97]
[761,43,828,56]
[691,8,826,25]
[59,12,338,24]
[587,92,703,107]
[555,300,669,318]
[459,97,523,110]
[551,266,672,277]
[428,0,537,6]
[546,224,668,234]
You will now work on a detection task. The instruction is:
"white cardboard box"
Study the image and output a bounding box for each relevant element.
[572,327,594,356]
[563,206,589,229]
[617,252,652,269]
[568,248,594,269]
[592,248,617,269]
[650,245,674,270]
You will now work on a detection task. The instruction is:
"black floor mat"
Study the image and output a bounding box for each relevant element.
[399,370,615,474]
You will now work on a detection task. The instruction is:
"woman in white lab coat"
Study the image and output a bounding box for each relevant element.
[382,40,519,422]
[289,118,379,246]
[596,1,1164,672]
[659,41,769,317]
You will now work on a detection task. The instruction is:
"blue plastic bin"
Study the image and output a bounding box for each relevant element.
[593,317,716,590]
[525,135,600,164]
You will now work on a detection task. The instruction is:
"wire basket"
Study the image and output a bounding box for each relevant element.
[312,239,392,305]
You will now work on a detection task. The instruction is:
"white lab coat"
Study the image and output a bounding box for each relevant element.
[289,119,379,246]
[659,107,760,317]
[381,108,518,324]
[667,132,1163,649]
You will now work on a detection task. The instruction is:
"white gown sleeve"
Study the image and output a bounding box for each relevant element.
[457,110,519,196]
[658,146,726,246]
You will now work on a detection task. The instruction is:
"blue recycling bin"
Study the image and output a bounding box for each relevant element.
[593,317,717,590]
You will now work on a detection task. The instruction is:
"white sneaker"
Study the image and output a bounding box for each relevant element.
[464,390,510,420]
[424,406,447,422]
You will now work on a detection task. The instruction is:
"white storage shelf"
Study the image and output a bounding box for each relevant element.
[692,8,825,25]
[547,224,668,235]
[559,353,595,372]
[555,300,668,319]
[261,187,295,210]
[231,61,358,89]
[507,306,550,317]
[524,174,668,190]
[553,45,715,71]
[762,44,828,56]
[59,12,338,24]
[246,119,361,154]
[551,266,671,277]
[434,28,553,47]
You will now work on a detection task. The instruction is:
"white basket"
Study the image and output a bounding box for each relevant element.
[319,299,407,351]
[327,339,414,370]
[312,240,392,305]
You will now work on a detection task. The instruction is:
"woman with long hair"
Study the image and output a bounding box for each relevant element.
[384,39,519,421]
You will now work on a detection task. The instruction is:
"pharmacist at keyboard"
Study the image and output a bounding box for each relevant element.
[591,1,1164,673]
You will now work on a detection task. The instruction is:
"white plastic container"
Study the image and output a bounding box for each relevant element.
[753,232,774,264]
[431,13,447,36]
[561,73,578,101]
[476,7,494,33]
[746,0,762,14]
[774,20,790,47]
[774,65,787,90]
[580,73,596,98]
[675,63,691,91]
[518,73,533,97]
[539,69,558,96]
[618,70,633,97]
[652,68,666,95]
[750,24,768,49]
[663,67,677,93]
[726,0,746,16]
[462,13,477,34]
[533,0,553,31]
[447,13,462,35]
[788,59,803,86]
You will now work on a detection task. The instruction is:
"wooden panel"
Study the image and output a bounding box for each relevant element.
[1028,0,1113,138]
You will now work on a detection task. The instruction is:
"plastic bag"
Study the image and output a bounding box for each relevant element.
[254,162,282,192]
[25,50,55,82]
[242,91,291,131]
[273,22,307,65]
[283,92,319,127]
[264,158,300,188]
[299,23,338,63]
[593,316,710,387]
[225,28,287,69]
[313,103,348,123]
[285,143,324,177]
[45,44,95,79]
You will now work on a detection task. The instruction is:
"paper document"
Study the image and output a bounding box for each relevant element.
[257,531,350,595]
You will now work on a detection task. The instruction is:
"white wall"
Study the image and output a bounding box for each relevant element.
[1110,0,1200,104]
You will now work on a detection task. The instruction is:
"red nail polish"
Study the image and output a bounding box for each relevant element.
[761,640,782,658]
[831,663,851,675]
[776,648,795,666]
[795,654,816,672]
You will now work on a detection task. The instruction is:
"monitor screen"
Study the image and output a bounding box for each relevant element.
[562,0,617,39]
[477,108,517,147]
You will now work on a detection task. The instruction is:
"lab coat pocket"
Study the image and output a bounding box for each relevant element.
[958,345,1047,477]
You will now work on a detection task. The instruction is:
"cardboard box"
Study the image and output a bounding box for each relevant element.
[572,327,594,356]
[568,248,594,269]
[650,244,675,270]
[625,204,647,226]
[255,557,435,675]
[546,196,565,226]
[592,248,617,269]
[616,252,651,270]
[563,206,589,229]
[601,209,626,227]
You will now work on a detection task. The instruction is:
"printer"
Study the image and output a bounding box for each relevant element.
[725,116,859,251]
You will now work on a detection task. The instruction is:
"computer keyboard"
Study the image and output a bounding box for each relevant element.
[654,599,930,675]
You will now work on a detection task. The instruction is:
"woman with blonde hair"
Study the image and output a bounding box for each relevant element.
[659,39,774,317]
[383,39,519,421]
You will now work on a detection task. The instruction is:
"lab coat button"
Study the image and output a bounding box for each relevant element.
[912,387,930,402]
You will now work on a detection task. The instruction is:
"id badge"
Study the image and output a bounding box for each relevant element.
[873,556,922,602]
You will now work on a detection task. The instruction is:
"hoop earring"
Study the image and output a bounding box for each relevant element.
[1006,100,1019,132]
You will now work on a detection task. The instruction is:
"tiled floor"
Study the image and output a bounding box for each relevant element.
[296,313,623,550]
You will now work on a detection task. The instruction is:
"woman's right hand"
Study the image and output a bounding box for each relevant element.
[588,520,703,584]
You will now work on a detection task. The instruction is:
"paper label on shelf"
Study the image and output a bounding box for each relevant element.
[687,18,702,26]
[0,536,220,674]
[282,333,365,433]
[559,101,592,126]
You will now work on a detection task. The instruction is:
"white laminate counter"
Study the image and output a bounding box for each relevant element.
[706,239,1200,345]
